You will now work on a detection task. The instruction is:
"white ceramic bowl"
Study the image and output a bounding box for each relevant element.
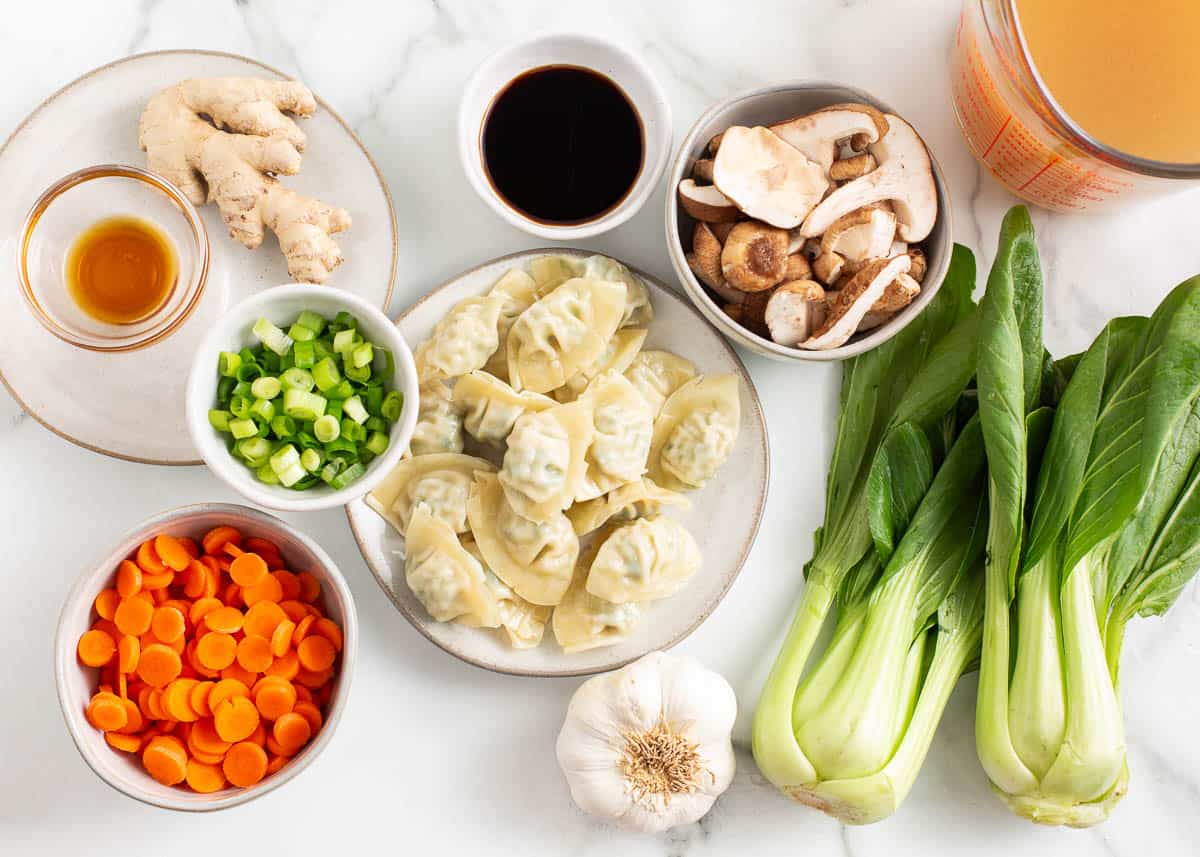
[54,503,357,811]
[665,81,953,362]
[186,284,419,512]
[458,32,672,240]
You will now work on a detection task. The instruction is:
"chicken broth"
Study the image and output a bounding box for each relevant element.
[66,215,177,324]
[481,65,644,224]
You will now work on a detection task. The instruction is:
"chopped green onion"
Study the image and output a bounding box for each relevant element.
[280,367,315,392]
[256,463,281,485]
[313,414,341,443]
[229,396,252,420]
[324,438,358,460]
[326,399,345,420]
[271,414,297,438]
[328,380,355,400]
[332,328,359,355]
[365,430,389,456]
[350,342,374,368]
[208,409,232,432]
[249,398,275,422]
[236,437,272,466]
[283,389,327,421]
[330,462,366,490]
[296,310,327,335]
[333,311,357,331]
[344,363,371,383]
[252,318,293,356]
[365,416,388,433]
[293,340,316,369]
[232,380,252,400]
[270,443,300,474]
[288,322,317,342]
[320,459,345,484]
[218,351,243,377]
[340,419,366,443]
[229,418,258,440]
[235,362,263,383]
[250,376,282,400]
[343,395,369,424]
[365,385,383,416]
[300,448,323,473]
[381,391,404,422]
[217,376,236,405]
[312,357,341,392]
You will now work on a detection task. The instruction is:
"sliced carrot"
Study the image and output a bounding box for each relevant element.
[293,614,316,644]
[146,688,167,720]
[188,596,222,626]
[242,574,283,606]
[87,691,128,731]
[189,681,215,718]
[91,617,120,639]
[183,560,208,598]
[114,597,154,637]
[201,564,220,599]
[294,685,313,704]
[105,731,142,753]
[78,629,116,667]
[189,718,233,756]
[150,587,169,605]
[266,735,297,758]
[245,536,282,560]
[141,570,175,590]
[117,634,140,674]
[295,667,333,689]
[296,572,321,603]
[313,618,344,652]
[272,711,312,753]
[137,643,182,687]
[270,619,296,657]
[266,755,287,775]
[230,552,269,587]
[154,534,191,572]
[270,570,301,601]
[204,605,244,634]
[136,540,167,575]
[220,662,259,688]
[253,677,297,721]
[279,600,309,623]
[265,650,300,681]
[164,634,186,655]
[163,678,200,722]
[196,632,237,670]
[118,698,144,734]
[248,721,268,746]
[222,582,243,607]
[237,635,273,673]
[116,560,143,599]
[191,747,226,766]
[214,696,260,743]
[297,636,336,672]
[208,678,250,711]
[94,588,120,620]
[117,671,128,700]
[201,526,242,556]
[142,735,187,785]
[185,758,226,793]
[223,741,269,787]
[243,601,286,640]
[151,605,186,643]
[178,536,200,559]
[291,701,324,734]
[186,640,220,679]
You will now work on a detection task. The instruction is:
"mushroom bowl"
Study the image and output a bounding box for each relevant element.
[665,82,952,362]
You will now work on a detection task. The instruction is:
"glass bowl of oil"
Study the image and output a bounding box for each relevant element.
[17,164,209,351]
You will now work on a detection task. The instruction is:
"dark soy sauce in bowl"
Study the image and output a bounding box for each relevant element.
[481,65,644,225]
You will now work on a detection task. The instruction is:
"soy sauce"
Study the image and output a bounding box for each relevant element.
[481,65,644,225]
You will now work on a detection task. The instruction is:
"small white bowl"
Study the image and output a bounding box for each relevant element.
[186,284,419,512]
[458,32,672,240]
[54,503,357,812]
[665,81,953,362]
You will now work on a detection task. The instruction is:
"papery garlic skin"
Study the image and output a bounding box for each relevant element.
[555,651,737,833]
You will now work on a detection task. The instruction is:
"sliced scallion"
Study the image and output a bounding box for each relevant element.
[313,414,341,443]
[252,317,293,356]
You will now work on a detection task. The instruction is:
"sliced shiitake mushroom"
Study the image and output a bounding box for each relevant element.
[692,158,715,183]
[711,221,737,243]
[712,126,829,229]
[678,179,740,222]
[830,152,877,181]
[906,248,927,282]
[802,255,912,350]
[688,222,745,305]
[723,289,772,339]
[819,205,897,263]
[720,221,790,292]
[872,271,921,313]
[784,252,812,281]
[812,251,845,286]
[765,280,827,346]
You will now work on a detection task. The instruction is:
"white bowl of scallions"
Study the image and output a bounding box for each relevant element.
[186,284,419,512]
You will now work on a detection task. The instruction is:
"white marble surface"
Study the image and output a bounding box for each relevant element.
[2,1,1198,854]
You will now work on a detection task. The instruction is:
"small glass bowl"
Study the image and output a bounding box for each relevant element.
[18,164,209,352]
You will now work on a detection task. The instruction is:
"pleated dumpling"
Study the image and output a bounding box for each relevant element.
[579,254,654,328]
[405,507,500,626]
[409,382,464,457]
[647,374,740,491]
[529,255,584,296]
[483,268,539,381]
[414,293,505,382]
[554,327,648,403]
[551,542,642,654]
[506,277,626,394]
[585,517,702,603]
[624,350,697,415]
[467,472,578,606]
[499,399,594,522]
[575,372,654,502]
[366,452,495,536]
[451,370,556,445]
[460,538,551,648]
[566,478,691,535]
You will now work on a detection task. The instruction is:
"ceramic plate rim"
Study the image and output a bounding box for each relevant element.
[0,48,399,466]
[345,248,770,677]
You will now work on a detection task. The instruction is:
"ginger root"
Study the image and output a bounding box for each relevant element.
[139,77,351,283]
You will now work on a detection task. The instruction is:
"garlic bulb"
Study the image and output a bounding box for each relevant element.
[555,651,737,832]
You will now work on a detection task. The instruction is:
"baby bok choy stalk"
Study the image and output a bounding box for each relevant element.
[976,211,1200,823]
[752,245,979,806]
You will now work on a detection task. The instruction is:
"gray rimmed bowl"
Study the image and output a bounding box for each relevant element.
[54,503,357,812]
[665,81,953,362]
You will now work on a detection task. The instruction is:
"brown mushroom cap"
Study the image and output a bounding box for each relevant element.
[872,271,921,313]
[678,179,740,223]
[770,103,890,176]
[688,222,745,305]
[830,152,877,182]
[765,280,827,346]
[720,221,790,292]
[802,254,911,349]
[812,251,845,286]
[692,158,715,183]
[784,252,812,281]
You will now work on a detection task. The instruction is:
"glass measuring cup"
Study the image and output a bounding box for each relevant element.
[950,0,1200,212]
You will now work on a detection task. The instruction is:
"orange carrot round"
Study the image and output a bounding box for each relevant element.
[137,643,183,688]
[154,534,191,572]
[297,636,336,672]
[269,619,296,657]
[243,601,286,639]
[87,691,128,731]
[185,759,226,793]
[136,540,167,575]
[204,605,244,634]
[253,677,297,721]
[223,741,268,788]
[78,629,116,667]
[94,588,120,620]
[230,552,269,587]
[271,711,312,753]
[114,597,154,637]
[117,634,140,674]
[236,635,273,674]
[196,632,237,671]
[214,696,260,743]
[150,605,186,643]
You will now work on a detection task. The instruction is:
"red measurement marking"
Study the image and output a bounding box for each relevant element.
[1019,156,1061,191]
[981,115,1012,159]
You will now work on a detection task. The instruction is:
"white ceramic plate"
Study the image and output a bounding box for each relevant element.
[0,50,397,464]
[346,249,770,676]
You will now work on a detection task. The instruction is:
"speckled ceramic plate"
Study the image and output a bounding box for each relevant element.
[346,249,770,676]
[0,50,397,464]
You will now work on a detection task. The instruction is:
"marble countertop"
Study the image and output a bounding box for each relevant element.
[2,1,1198,854]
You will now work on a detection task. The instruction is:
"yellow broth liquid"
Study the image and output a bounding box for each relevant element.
[66,216,177,324]
[1015,0,1200,164]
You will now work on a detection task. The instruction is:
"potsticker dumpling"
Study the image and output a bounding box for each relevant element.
[409,383,464,456]
[405,507,500,626]
[506,277,626,394]
[647,374,740,491]
[529,255,584,296]
[579,254,654,328]
[552,542,641,654]
[624,350,697,415]
[576,372,654,502]
[586,517,702,603]
[460,538,551,648]
[467,473,578,606]
[414,293,505,382]
[366,452,495,536]
[483,268,539,381]
[555,327,647,403]
[499,399,593,522]
[452,370,556,445]
[566,478,691,536]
